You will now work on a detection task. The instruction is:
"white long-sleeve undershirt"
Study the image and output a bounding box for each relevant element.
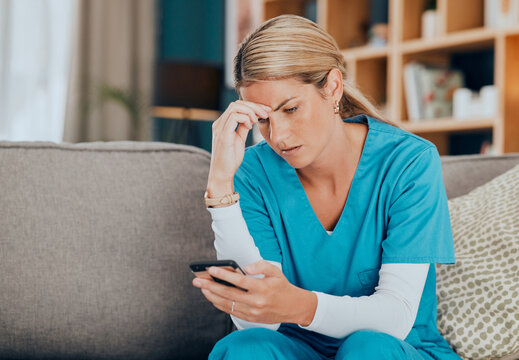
[206,201,429,340]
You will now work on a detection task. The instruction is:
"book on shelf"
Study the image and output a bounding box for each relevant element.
[404,62,465,122]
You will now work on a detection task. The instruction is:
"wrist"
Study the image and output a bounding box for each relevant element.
[206,181,234,198]
[207,170,234,187]
[292,287,318,327]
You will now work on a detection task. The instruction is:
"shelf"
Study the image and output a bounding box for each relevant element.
[341,45,389,60]
[152,107,221,122]
[263,0,307,2]
[260,0,519,154]
[399,117,496,133]
[503,25,519,36]
[401,27,496,54]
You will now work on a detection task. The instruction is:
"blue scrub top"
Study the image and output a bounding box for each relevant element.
[233,114,458,358]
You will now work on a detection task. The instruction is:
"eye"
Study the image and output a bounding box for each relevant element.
[257,117,269,124]
[284,107,297,113]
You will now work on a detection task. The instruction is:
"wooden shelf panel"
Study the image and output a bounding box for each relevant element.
[399,117,496,133]
[152,107,221,122]
[503,25,519,36]
[326,0,371,49]
[341,46,389,60]
[355,57,388,109]
[264,0,308,20]
[445,0,484,34]
[401,27,496,54]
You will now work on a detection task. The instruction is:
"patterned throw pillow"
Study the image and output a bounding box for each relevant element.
[436,164,519,360]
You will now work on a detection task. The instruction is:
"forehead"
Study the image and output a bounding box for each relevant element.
[240,78,314,103]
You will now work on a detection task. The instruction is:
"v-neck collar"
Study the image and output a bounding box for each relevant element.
[270,114,373,239]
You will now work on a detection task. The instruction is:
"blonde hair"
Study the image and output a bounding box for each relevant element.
[234,14,396,127]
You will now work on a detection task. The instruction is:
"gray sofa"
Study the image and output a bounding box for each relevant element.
[1,140,518,360]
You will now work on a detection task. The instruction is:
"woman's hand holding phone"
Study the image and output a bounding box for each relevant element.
[192,260,317,326]
[206,101,272,196]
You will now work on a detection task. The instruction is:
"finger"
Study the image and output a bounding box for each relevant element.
[218,112,252,133]
[198,277,251,304]
[236,100,272,119]
[222,113,253,141]
[202,289,254,319]
[211,104,235,131]
[244,260,282,277]
[208,266,255,291]
[193,275,248,298]
[236,122,251,143]
[200,288,231,311]
[212,113,251,148]
[218,101,268,132]
[225,104,259,131]
[213,101,269,134]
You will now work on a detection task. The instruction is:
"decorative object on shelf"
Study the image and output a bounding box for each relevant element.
[367,0,389,47]
[480,85,498,117]
[453,85,498,120]
[453,88,474,119]
[485,0,519,28]
[404,62,464,121]
[421,11,438,39]
[421,0,439,39]
[480,140,495,154]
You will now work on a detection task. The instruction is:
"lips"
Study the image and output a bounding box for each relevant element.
[280,145,302,157]
[281,145,300,151]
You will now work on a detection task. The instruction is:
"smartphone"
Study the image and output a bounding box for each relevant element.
[190,260,247,290]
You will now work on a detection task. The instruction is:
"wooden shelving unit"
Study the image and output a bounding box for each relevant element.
[262,0,519,155]
[151,107,221,122]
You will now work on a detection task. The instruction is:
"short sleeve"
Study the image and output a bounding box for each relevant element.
[234,167,282,263]
[382,146,456,264]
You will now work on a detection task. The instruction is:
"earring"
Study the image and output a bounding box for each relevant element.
[334,101,340,114]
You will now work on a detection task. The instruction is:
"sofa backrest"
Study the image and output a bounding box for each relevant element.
[441,153,519,199]
[0,141,229,360]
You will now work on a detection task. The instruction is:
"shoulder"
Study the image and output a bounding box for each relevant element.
[369,116,434,152]
[364,116,443,193]
[367,116,438,166]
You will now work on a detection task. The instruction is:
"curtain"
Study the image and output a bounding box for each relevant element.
[0,0,76,142]
[63,0,155,143]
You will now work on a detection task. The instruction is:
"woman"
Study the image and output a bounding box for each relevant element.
[192,14,461,359]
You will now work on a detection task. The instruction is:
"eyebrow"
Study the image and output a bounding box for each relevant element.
[273,96,298,112]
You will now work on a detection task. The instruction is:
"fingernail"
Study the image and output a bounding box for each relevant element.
[193,279,201,286]
[208,267,218,275]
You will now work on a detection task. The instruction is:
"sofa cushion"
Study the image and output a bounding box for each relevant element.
[436,164,519,360]
[0,141,230,360]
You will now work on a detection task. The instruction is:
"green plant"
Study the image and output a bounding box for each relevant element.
[97,83,150,140]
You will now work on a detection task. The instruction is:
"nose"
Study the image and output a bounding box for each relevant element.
[268,117,291,146]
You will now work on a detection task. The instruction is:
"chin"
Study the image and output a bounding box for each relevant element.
[284,155,313,170]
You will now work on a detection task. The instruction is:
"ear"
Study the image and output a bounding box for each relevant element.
[325,68,343,101]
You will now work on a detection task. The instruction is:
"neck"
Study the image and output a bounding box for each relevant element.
[296,118,357,193]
